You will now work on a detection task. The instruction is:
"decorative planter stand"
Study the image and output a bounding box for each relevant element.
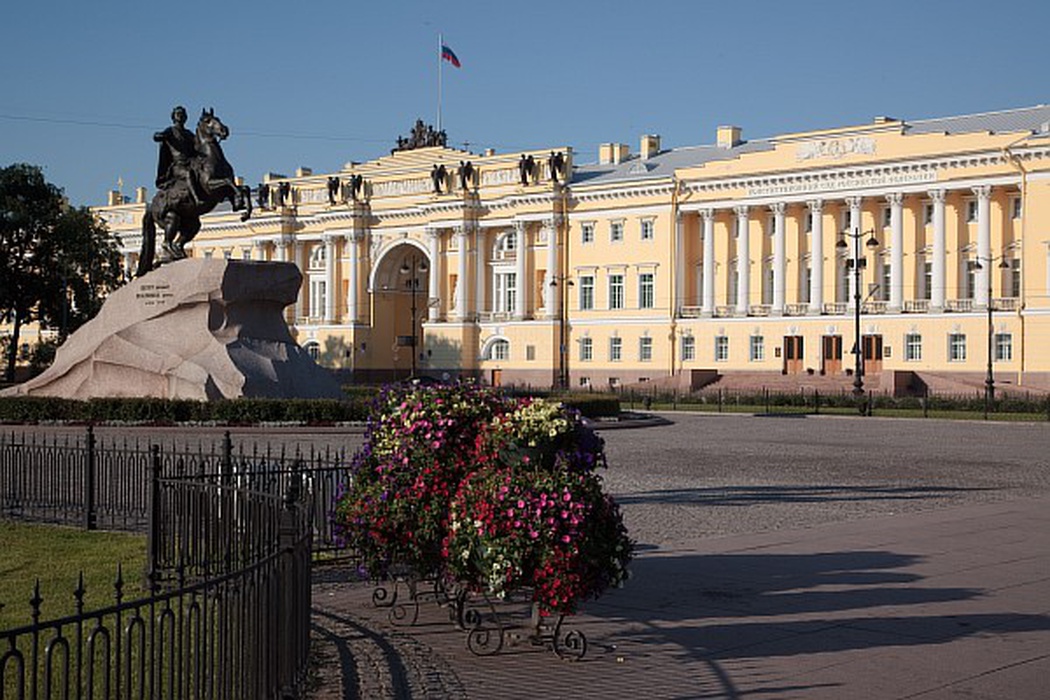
[372,578,588,661]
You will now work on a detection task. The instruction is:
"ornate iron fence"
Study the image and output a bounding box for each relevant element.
[1,436,315,699]
[0,428,352,554]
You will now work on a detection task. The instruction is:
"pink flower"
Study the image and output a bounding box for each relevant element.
[517,499,525,508]
[561,535,571,543]
[529,530,539,539]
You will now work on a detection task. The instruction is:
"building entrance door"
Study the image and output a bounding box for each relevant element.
[783,336,804,374]
[822,335,842,375]
[490,369,503,387]
[863,335,884,376]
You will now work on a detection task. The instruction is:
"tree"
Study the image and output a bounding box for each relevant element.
[1,163,124,382]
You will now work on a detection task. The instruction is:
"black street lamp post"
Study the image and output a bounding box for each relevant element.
[837,228,879,408]
[972,255,1010,419]
[549,276,574,390]
[399,255,428,379]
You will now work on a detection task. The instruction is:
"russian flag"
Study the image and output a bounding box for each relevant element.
[441,44,461,68]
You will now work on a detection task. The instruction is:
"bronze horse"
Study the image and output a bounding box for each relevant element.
[137,109,251,276]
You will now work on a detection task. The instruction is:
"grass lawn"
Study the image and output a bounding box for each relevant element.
[0,520,146,632]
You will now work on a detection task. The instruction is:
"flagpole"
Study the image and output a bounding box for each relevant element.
[437,33,443,132]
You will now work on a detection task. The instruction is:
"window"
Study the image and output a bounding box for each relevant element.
[924,203,934,225]
[309,279,327,318]
[966,200,978,223]
[949,333,967,362]
[639,337,653,362]
[495,272,517,313]
[609,273,625,309]
[609,337,622,362]
[801,265,812,304]
[715,335,729,362]
[242,249,252,261]
[223,249,233,260]
[640,219,654,241]
[840,209,851,233]
[203,250,214,259]
[1010,258,1021,298]
[580,337,593,361]
[763,264,774,305]
[579,275,594,310]
[923,259,933,301]
[681,335,695,361]
[882,207,892,228]
[579,377,591,388]
[905,333,922,361]
[804,211,813,233]
[995,333,1013,362]
[750,335,765,362]
[581,222,595,244]
[880,256,891,302]
[965,259,977,300]
[526,345,536,361]
[491,339,510,361]
[610,220,624,243]
[1012,198,1023,220]
[304,341,320,360]
[639,272,655,309]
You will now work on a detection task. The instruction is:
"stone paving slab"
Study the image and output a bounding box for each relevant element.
[309,495,1050,699]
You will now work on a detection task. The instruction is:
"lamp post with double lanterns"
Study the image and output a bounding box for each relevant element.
[836,228,880,408]
[971,255,1011,419]
[399,255,428,379]
[548,275,574,390]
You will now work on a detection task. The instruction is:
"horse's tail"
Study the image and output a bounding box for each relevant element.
[136,208,156,278]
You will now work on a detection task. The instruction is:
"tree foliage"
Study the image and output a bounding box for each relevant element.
[1,163,124,382]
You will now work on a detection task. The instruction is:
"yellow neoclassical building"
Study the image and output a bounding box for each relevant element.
[89,104,1050,393]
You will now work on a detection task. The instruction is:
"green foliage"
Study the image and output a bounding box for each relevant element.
[0,396,371,424]
[1,163,124,381]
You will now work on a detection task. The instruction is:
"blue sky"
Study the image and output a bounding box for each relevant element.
[3,0,1049,207]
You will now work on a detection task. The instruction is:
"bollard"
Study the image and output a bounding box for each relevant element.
[84,425,98,530]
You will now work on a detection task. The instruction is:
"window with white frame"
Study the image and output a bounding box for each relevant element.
[609,273,625,309]
[965,259,977,300]
[309,279,326,318]
[924,203,934,225]
[948,333,967,362]
[882,207,892,228]
[610,220,624,243]
[749,335,765,362]
[495,272,517,313]
[609,337,622,361]
[578,274,594,310]
[640,219,654,241]
[966,200,978,223]
[1010,258,1021,298]
[880,256,890,302]
[995,333,1013,362]
[801,264,812,303]
[923,259,933,301]
[715,335,729,362]
[491,339,510,361]
[1012,198,1022,220]
[840,209,851,232]
[494,231,516,260]
[681,334,695,361]
[580,337,593,361]
[581,222,595,244]
[309,245,326,269]
[905,333,922,361]
[639,336,653,362]
[579,376,591,388]
[639,272,655,309]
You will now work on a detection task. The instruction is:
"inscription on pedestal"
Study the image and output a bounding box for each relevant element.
[135,283,174,308]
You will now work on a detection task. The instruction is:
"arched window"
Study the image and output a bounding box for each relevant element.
[308,244,326,270]
[303,341,321,360]
[488,339,510,361]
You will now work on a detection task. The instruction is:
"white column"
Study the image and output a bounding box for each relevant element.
[455,224,469,321]
[346,231,359,324]
[545,218,560,319]
[252,239,267,261]
[846,197,863,303]
[122,253,132,280]
[674,212,685,315]
[701,209,716,316]
[427,227,441,322]
[514,220,528,320]
[735,205,749,315]
[294,241,305,322]
[974,185,992,307]
[809,200,824,313]
[931,189,947,310]
[772,203,786,315]
[323,234,337,323]
[475,227,487,317]
[274,236,289,263]
[887,193,904,312]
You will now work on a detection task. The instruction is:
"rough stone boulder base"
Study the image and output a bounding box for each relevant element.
[5,259,343,400]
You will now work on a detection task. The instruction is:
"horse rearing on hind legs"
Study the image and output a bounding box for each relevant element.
[137,108,252,277]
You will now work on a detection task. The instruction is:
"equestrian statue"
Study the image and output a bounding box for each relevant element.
[137,106,252,276]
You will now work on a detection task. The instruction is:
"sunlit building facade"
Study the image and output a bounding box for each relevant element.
[89,104,1050,392]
